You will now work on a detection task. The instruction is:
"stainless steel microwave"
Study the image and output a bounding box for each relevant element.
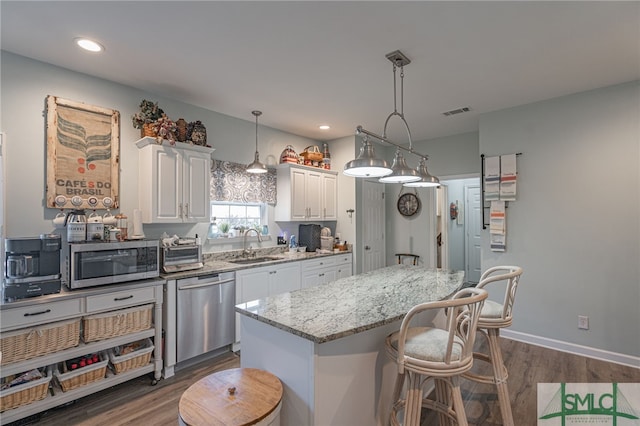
[67,240,159,289]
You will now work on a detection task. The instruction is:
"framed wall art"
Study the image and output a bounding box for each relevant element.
[46,95,120,210]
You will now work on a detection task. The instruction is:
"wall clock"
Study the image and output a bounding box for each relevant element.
[397,192,421,217]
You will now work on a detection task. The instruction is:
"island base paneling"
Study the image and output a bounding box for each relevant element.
[240,314,433,426]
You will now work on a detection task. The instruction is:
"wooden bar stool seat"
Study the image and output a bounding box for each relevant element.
[179,368,283,426]
[385,288,488,426]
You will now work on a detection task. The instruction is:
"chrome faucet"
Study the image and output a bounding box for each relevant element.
[243,228,262,257]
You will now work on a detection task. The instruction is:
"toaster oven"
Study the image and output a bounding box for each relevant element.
[161,242,203,273]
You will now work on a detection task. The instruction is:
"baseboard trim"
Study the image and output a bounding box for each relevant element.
[501,329,640,369]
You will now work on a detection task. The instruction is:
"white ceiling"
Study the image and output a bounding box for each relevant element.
[2,1,639,142]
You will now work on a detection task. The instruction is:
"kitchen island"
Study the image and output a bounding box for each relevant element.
[235,264,464,426]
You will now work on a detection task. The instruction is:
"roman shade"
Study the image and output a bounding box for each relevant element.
[210,159,276,203]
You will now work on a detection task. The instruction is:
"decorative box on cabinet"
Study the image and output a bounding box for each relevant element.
[137,137,213,223]
[275,164,338,221]
[234,262,301,349]
[0,280,164,425]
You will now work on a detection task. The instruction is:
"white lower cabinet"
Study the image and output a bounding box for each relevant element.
[234,262,301,347]
[335,253,353,279]
[301,257,337,289]
[300,253,352,288]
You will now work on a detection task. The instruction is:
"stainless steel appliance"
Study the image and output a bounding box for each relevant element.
[3,234,62,300]
[177,272,235,363]
[67,240,159,289]
[161,240,202,273]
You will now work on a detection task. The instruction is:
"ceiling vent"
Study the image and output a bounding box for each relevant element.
[442,107,471,117]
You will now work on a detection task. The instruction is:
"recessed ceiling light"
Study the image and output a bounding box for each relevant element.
[75,38,104,53]
[319,125,330,130]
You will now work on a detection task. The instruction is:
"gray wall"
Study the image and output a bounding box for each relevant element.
[479,81,639,357]
[0,51,319,249]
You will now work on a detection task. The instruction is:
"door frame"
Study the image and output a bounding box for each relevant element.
[464,182,482,283]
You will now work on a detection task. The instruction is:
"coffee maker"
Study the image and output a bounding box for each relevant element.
[3,234,62,300]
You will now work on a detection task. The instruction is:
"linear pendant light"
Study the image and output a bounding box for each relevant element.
[344,50,438,187]
[246,110,268,174]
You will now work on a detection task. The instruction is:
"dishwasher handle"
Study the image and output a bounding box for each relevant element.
[178,278,235,290]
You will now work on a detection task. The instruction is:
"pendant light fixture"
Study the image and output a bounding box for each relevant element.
[343,136,392,178]
[246,110,268,174]
[344,50,439,187]
[404,157,440,187]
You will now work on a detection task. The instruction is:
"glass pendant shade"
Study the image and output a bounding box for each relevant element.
[379,149,420,183]
[343,138,392,178]
[247,110,267,174]
[404,157,440,187]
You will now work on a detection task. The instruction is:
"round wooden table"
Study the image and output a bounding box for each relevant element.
[179,368,283,426]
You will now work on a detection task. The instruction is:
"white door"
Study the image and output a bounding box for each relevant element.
[290,168,307,220]
[465,185,482,283]
[183,150,210,222]
[306,170,323,220]
[154,147,182,222]
[322,173,337,220]
[362,180,385,273]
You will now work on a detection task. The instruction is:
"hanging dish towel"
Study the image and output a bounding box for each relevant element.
[500,154,517,201]
[484,156,500,201]
[490,200,506,252]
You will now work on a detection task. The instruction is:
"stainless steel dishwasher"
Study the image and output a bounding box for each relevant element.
[176,271,235,363]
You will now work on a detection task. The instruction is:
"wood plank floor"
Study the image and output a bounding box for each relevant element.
[5,339,638,426]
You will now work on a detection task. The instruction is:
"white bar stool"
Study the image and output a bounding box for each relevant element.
[385,287,488,426]
[179,368,283,426]
[462,265,523,426]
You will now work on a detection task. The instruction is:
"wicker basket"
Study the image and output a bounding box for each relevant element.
[0,318,80,365]
[82,304,153,343]
[140,123,158,138]
[107,338,154,374]
[300,146,323,162]
[0,369,51,412]
[54,353,108,392]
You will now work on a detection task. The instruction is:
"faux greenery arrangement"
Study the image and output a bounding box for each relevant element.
[131,99,164,129]
[218,222,230,235]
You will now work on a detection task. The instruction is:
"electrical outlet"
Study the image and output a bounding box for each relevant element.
[578,315,589,330]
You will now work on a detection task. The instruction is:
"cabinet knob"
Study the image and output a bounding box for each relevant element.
[365,246,371,250]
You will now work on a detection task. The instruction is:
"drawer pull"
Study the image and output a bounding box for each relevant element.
[23,309,51,317]
[114,295,134,301]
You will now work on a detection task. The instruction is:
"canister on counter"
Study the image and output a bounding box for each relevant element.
[115,214,128,241]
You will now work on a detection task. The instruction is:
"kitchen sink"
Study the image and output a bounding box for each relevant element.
[228,256,282,265]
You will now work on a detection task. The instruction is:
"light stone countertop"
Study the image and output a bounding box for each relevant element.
[161,247,351,280]
[235,265,465,344]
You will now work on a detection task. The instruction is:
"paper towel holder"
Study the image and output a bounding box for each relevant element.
[131,209,145,239]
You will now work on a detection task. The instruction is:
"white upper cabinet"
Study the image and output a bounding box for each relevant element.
[276,164,338,222]
[137,138,213,223]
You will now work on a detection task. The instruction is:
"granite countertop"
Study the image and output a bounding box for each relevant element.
[161,248,352,280]
[235,265,465,344]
